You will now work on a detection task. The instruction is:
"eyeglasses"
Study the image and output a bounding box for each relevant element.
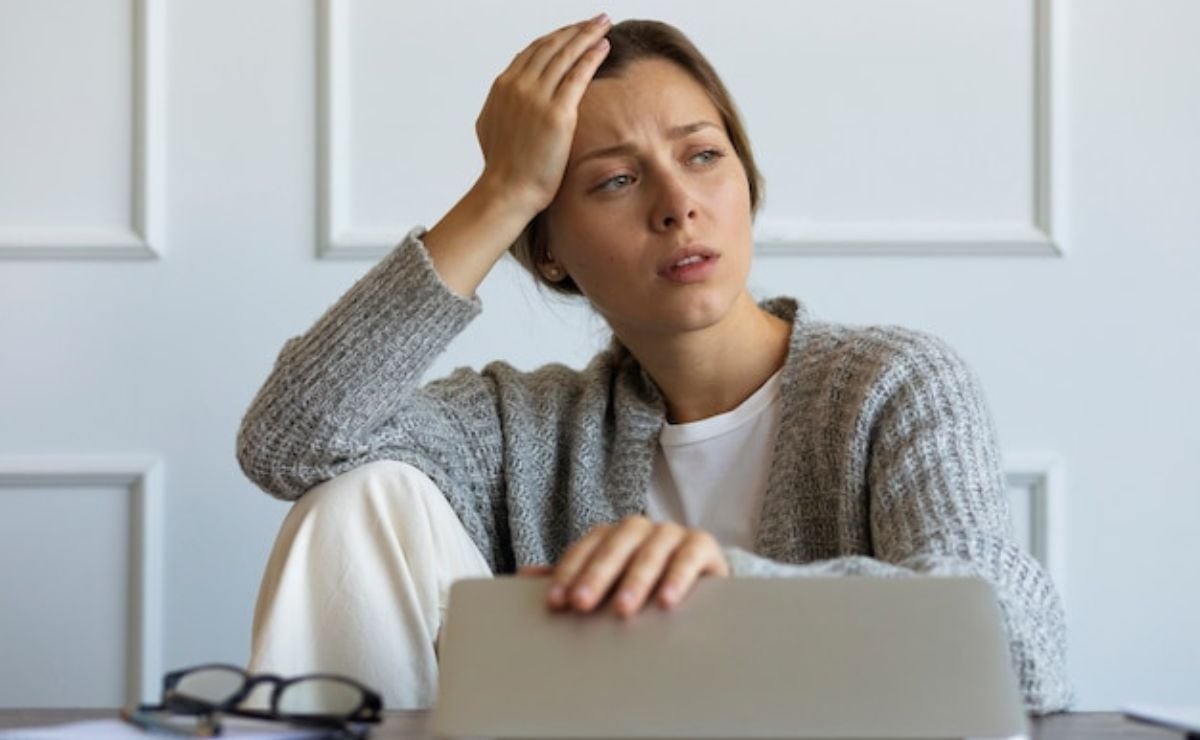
[129,663,383,737]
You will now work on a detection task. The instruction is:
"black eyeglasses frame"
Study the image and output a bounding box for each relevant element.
[137,662,383,731]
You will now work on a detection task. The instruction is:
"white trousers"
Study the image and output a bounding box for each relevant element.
[247,460,493,709]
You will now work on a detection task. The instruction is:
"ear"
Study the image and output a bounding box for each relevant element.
[538,254,567,283]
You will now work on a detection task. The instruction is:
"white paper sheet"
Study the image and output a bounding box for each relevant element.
[1124,703,1200,734]
[0,717,336,739]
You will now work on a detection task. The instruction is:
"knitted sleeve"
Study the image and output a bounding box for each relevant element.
[236,228,513,567]
[723,336,1072,714]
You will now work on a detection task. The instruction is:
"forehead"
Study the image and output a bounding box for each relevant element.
[573,58,722,145]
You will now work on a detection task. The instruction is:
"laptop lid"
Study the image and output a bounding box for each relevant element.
[433,576,1028,739]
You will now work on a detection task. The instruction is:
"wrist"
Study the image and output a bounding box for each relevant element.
[470,172,546,227]
[422,176,541,298]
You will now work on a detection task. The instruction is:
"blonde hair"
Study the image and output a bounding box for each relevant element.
[508,19,765,296]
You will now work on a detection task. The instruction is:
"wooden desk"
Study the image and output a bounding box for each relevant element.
[0,708,1189,739]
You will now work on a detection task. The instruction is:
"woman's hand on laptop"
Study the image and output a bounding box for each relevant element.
[534,515,730,618]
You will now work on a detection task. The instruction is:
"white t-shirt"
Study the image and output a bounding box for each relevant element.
[646,369,783,550]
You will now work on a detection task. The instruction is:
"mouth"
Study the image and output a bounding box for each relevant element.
[657,245,720,283]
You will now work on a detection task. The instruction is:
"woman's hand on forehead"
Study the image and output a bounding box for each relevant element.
[526,515,730,618]
[473,14,614,217]
[420,15,613,297]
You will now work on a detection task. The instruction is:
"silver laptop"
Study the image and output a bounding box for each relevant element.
[433,576,1028,740]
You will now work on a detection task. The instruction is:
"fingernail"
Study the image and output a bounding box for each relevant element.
[661,585,677,602]
[591,13,610,25]
[548,584,565,604]
[572,585,592,605]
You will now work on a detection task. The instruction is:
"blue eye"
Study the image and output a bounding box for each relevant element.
[597,174,634,192]
[690,149,723,165]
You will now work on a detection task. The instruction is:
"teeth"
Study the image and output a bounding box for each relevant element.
[675,255,704,268]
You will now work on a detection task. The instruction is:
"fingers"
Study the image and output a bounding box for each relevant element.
[550,517,654,611]
[548,518,730,617]
[656,530,730,609]
[504,22,574,78]
[613,523,687,617]
[539,19,612,97]
[518,14,611,83]
[550,35,610,112]
[547,525,609,609]
[507,20,579,76]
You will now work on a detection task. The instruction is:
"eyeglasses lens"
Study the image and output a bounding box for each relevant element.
[173,666,245,704]
[277,678,363,717]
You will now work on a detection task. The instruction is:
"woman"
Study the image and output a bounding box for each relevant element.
[238,15,1071,712]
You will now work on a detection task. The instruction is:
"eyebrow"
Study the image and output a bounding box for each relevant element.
[572,120,721,167]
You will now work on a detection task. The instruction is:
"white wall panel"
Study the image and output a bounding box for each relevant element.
[751,0,1066,255]
[0,0,164,259]
[0,456,163,707]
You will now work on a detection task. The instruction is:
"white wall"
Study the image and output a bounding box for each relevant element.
[1,0,1196,710]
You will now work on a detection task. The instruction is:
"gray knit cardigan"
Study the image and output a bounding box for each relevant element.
[237,228,1071,713]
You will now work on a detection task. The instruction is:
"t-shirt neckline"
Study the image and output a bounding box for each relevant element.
[660,368,784,447]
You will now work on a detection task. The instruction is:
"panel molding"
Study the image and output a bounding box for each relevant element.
[317,0,352,259]
[318,0,1066,259]
[756,0,1066,256]
[317,0,395,260]
[0,0,166,260]
[1004,453,1067,598]
[0,454,164,705]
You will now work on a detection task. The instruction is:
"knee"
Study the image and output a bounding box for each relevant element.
[287,459,445,535]
[309,459,435,499]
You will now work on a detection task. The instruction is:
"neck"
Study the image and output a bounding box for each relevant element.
[615,292,792,423]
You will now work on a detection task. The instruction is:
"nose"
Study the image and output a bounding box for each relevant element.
[650,170,697,232]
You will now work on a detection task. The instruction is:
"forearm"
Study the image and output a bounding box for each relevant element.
[237,233,481,498]
[422,175,539,298]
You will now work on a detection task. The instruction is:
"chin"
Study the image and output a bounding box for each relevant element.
[644,288,741,336]
[672,296,728,330]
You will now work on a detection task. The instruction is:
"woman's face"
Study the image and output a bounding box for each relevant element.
[543,57,755,341]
